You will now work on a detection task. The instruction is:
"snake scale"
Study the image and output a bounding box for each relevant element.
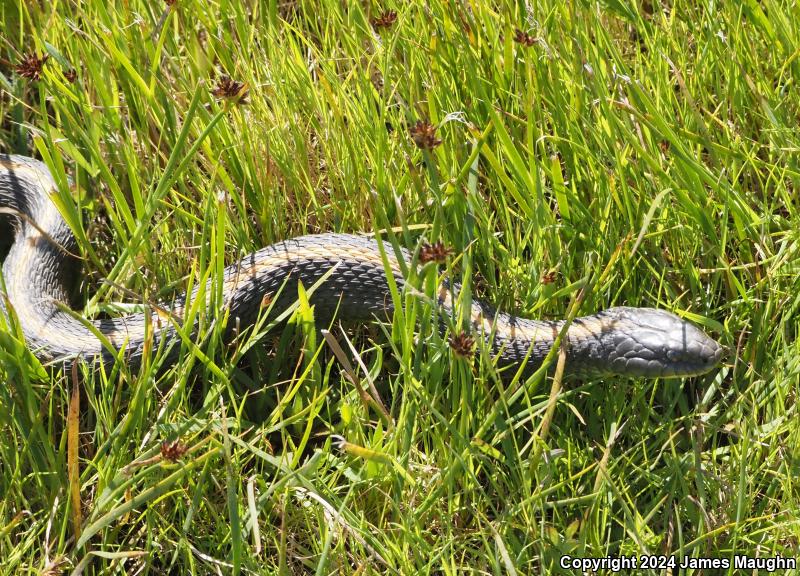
[0,155,723,378]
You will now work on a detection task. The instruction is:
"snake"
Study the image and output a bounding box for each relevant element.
[0,154,724,378]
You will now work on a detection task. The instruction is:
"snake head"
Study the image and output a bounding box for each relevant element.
[597,307,725,378]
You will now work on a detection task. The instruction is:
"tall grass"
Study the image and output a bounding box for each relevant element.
[1,0,799,573]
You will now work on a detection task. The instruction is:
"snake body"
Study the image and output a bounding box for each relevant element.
[0,155,723,378]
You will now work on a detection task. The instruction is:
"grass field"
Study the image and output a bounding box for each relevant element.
[1,0,799,573]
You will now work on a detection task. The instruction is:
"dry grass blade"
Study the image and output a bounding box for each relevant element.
[68,361,82,542]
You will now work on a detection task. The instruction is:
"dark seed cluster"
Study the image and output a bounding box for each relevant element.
[540,270,557,285]
[513,29,538,47]
[448,331,476,358]
[15,53,49,81]
[212,75,248,103]
[419,240,454,264]
[409,120,442,150]
[161,440,188,462]
[371,10,398,28]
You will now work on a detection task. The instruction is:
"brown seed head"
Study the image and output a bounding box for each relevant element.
[212,75,249,103]
[64,69,78,83]
[513,29,538,47]
[164,0,178,5]
[540,270,557,285]
[15,53,49,81]
[419,240,454,264]
[161,440,188,462]
[409,120,442,150]
[448,331,476,358]
[371,10,398,28]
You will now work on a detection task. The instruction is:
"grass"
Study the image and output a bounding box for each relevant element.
[1,0,799,573]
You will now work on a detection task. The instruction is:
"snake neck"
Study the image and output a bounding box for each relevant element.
[437,288,621,378]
